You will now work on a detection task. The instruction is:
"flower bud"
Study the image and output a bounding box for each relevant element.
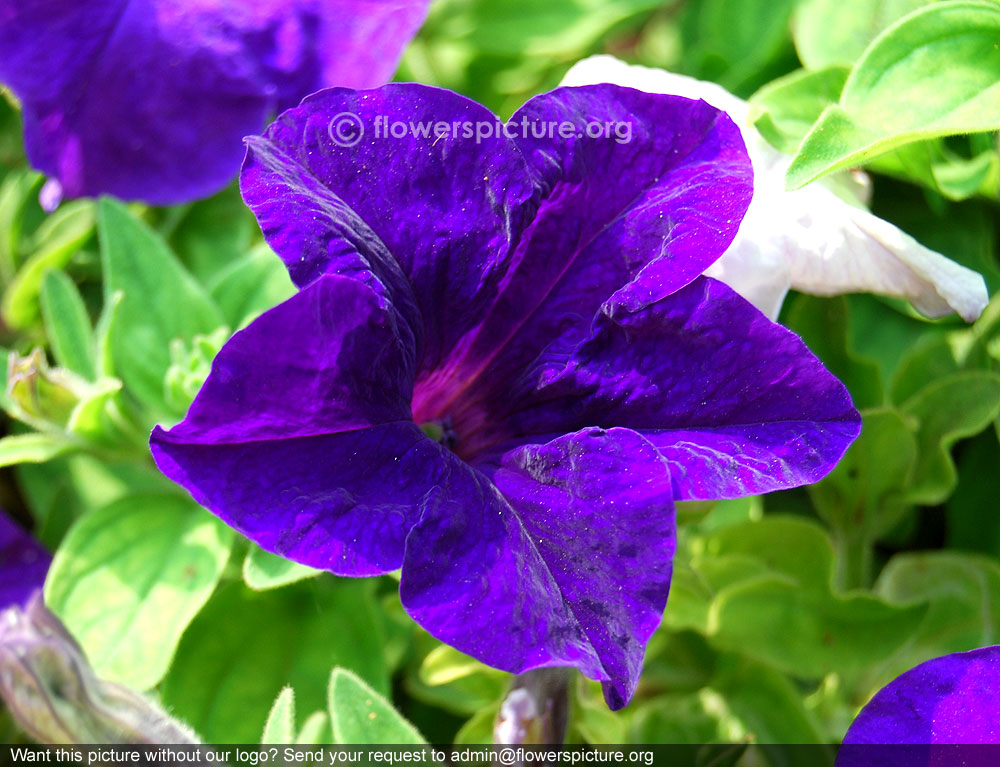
[163,327,230,414]
[6,349,86,428]
[0,593,199,744]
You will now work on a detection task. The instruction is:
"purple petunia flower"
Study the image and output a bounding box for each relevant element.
[838,646,1000,765]
[0,0,429,204]
[0,510,50,610]
[150,83,861,707]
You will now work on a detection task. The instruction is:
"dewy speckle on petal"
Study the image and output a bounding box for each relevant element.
[150,82,860,709]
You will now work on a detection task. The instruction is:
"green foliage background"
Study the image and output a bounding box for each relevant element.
[1,0,999,757]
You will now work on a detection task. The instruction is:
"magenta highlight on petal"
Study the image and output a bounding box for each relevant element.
[150,82,860,709]
[0,0,430,204]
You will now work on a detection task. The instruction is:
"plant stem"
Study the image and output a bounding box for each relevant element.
[493,667,573,746]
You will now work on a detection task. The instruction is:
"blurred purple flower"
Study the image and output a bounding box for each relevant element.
[150,83,860,707]
[0,0,429,204]
[0,510,49,610]
[839,646,1000,766]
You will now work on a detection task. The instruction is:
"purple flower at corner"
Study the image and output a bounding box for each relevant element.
[150,83,860,708]
[0,0,429,204]
[838,646,1000,766]
[0,510,50,610]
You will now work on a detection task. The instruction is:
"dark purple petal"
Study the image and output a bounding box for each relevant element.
[238,84,752,427]
[839,646,1000,757]
[155,273,414,446]
[240,83,537,374]
[0,0,428,203]
[401,427,675,708]
[469,277,859,498]
[0,511,50,610]
[150,274,420,575]
[154,423,443,576]
[412,86,752,421]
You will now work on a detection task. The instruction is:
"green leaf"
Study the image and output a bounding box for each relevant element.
[296,712,331,745]
[0,170,42,282]
[97,198,223,417]
[463,0,661,58]
[40,269,96,381]
[846,294,939,383]
[0,432,75,468]
[161,579,388,744]
[243,545,321,591]
[94,290,123,380]
[787,0,1000,189]
[408,643,508,715]
[709,574,927,677]
[208,243,294,329]
[262,687,296,745]
[809,409,918,547]
[571,685,627,743]
[681,518,928,677]
[947,430,1000,556]
[865,136,1000,200]
[403,0,661,114]
[680,0,799,94]
[642,630,718,696]
[44,494,233,690]
[873,552,1000,687]
[166,185,260,284]
[15,452,175,547]
[2,200,95,330]
[750,66,850,154]
[712,656,828,746]
[453,707,497,746]
[889,335,962,406]
[783,295,883,409]
[900,371,1000,504]
[791,0,928,69]
[329,667,427,745]
[630,693,737,744]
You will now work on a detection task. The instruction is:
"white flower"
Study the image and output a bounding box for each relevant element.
[562,55,989,321]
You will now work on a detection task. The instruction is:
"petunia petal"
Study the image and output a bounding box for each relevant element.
[150,274,423,575]
[561,55,989,322]
[0,511,50,610]
[154,273,414,446]
[153,422,447,577]
[0,0,428,203]
[418,85,753,420]
[509,84,752,315]
[484,277,859,499]
[776,194,989,322]
[841,645,1000,749]
[240,83,537,375]
[401,427,675,709]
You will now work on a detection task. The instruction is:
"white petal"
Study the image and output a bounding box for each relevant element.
[562,55,989,322]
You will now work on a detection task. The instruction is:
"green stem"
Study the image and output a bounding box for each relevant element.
[835,531,873,591]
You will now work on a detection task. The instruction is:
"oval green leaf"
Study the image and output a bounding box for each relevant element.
[44,493,233,690]
[787,0,1000,189]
